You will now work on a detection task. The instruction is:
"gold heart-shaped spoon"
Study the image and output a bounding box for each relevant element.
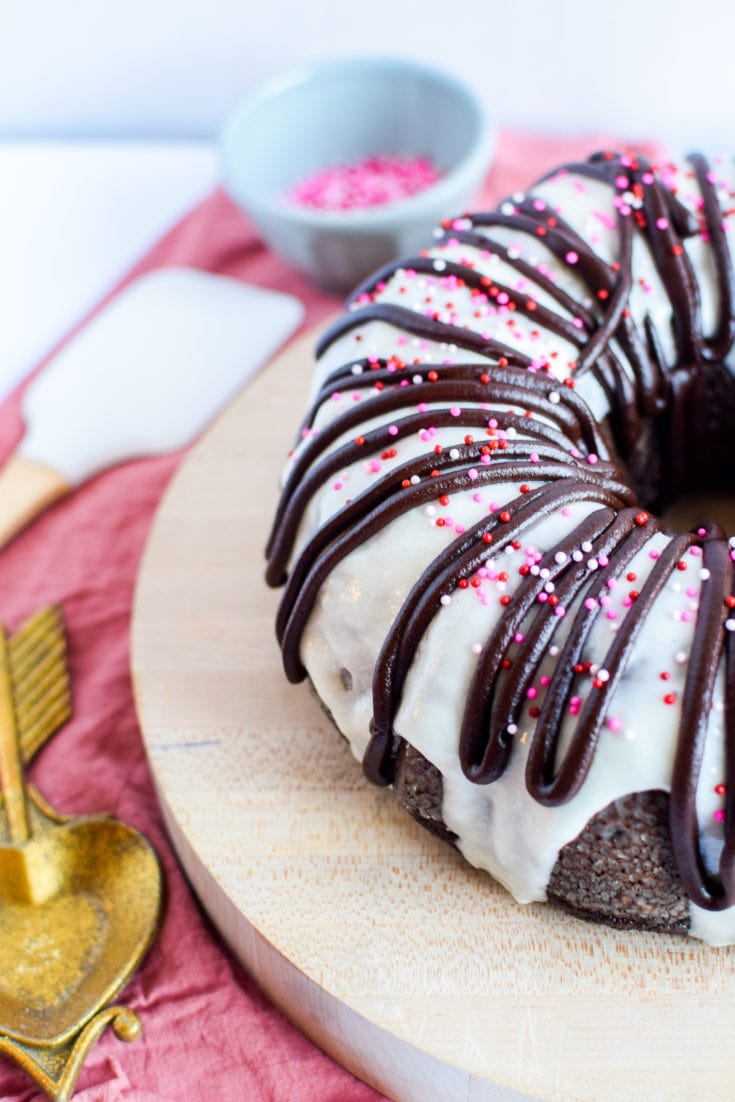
[0,607,163,1101]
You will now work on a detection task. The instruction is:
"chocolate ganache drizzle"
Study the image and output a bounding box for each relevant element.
[267,151,735,916]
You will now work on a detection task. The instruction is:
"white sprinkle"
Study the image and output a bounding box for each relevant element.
[700,568,711,580]
[675,651,688,664]
[501,201,516,216]
[351,363,363,375]
[549,645,560,657]
[410,474,420,485]
[623,728,637,741]
[508,246,521,260]
[449,448,460,460]
[425,505,436,517]
[530,565,540,576]
[433,259,447,271]
[581,541,593,553]
[540,567,550,579]
[554,551,567,564]
[597,668,610,682]
[548,391,561,404]
[544,581,555,593]
[471,642,483,655]
[726,619,735,632]
[588,558,599,570]
[507,723,518,735]
[440,594,452,606]
[572,550,584,562]
[412,373,423,384]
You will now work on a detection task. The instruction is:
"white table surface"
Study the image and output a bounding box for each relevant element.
[0,142,218,403]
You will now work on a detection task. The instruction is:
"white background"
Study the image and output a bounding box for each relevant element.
[1,0,734,396]
[2,0,734,148]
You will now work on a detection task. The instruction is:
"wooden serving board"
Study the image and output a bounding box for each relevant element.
[131,327,735,1102]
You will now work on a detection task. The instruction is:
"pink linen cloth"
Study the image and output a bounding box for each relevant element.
[0,130,660,1101]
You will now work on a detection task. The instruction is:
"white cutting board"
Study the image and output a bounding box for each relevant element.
[0,267,303,546]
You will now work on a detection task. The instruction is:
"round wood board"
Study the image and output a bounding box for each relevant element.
[131,325,735,1102]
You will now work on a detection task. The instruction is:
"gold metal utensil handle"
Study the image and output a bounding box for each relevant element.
[0,624,28,843]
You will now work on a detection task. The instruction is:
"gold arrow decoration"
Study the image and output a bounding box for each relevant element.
[0,605,163,1101]
[11,605,72,767]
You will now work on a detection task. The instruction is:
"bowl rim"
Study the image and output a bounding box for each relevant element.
[219,55,496,232]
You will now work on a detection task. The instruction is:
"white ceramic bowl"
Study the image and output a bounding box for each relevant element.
[220,56,495,294]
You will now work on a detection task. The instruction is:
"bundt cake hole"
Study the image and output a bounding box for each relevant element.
[628,358,735,531]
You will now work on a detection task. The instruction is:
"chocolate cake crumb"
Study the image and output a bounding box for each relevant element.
[393,741,458,845]
[547,790,688,933]
[396,739,688,933]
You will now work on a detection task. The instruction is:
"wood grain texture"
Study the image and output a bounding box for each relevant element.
[131,326,735,1102]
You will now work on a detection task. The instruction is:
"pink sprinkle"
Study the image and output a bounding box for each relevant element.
[607,716,623,732]
[565,251,579,265]
[606,610,618,621]
[450,406,461,417]
[472,492,482,503]
[527,686,538,699]
[656,217,669,230]
[515,632,525,643]
[285,153,443,211]
[468,468,479,481]
[714,809,726,823]
[615,175,629,189]
[388,424,399,436]
[649,549,660,560]
[584,598,598,611]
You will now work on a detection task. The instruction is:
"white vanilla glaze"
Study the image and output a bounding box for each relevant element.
[281,155,735,944]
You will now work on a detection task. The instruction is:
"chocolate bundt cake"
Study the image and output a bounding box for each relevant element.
[266,151,735,945]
